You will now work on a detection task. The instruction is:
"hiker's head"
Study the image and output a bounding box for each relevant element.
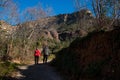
[36,48,38,50]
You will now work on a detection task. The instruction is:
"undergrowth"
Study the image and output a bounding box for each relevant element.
[0,61,18,80]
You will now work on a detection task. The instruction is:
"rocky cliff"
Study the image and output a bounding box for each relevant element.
[54,28,120,80]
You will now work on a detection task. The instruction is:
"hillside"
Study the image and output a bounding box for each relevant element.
[0,20,14,33]
[0,9,120,41]
[16,9,94,41]
[0,9,94,63]
[0,9,99,42]
[0,8,119,62]
[54,28,120,80]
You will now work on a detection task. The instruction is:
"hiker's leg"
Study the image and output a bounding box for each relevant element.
[34,56,37,64]
[46,55,48,63]
[43,55,45,63]
[37,56,39,64]
[45,55,47,63]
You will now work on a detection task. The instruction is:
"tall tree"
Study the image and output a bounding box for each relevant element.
[0,0,9,7]
[92,0,120,29]
[14,3,55,62]
[74,0,89,11]
[0,0,20,25]
[22,3,47,22]
[73,0,94,34]
[0,0,20,61]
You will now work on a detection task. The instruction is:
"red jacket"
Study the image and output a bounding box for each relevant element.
[34,49,41,56]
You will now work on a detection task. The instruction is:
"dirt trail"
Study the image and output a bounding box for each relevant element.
[15,63,63,80]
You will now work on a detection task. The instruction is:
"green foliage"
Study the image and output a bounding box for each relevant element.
[36,41,42,48]
[57,22,79,33]
[53,39,73,53]
[0,61,17,78]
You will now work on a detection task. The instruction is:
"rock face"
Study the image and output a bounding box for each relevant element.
[40,30,53,39]
[59,29,88,41]
[50,29,59,41]
[55,9,93,25]
[14,20,59,41]
[0,20,13,33]
[59,32,72,41]
[55,28,120,80]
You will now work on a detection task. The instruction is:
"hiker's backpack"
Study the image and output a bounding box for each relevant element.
[34,50,41,56]
[43,47,49,55]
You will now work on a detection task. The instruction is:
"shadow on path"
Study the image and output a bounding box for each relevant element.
[17,63,63,80]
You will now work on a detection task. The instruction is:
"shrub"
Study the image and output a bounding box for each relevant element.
[0,61,17,78]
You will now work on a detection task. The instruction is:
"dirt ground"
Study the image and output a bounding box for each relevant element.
[15,62,63,80]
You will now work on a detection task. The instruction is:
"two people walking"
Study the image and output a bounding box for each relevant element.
[34,45,50,64]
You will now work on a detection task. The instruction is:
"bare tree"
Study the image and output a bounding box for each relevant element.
[74,0,89,11]
[73,0,94,35]
[13,3,55,62]
[0,0,9,7]
[0,0,9,21]
[74,0,120,31]
[0,0,19,25]
[92,0,120,29]
[0,0,20,61]
[22,3,47,22]
[0,0,55,62]
[73,0,84,31]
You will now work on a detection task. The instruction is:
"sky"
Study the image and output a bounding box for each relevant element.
[14,0,75,15]
[0,0,92,25]
[14,0,92,16]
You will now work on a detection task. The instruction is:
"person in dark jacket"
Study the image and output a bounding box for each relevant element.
[42,46,49,63]
[34,48,41,64]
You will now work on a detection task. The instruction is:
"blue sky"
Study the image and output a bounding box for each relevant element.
[1,0,92,25]
[15,0,75,15]
[14,0,92,15]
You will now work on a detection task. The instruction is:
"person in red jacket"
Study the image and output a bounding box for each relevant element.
[34,48,41,64]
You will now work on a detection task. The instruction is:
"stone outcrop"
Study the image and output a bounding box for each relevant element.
[50,29,59,41]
